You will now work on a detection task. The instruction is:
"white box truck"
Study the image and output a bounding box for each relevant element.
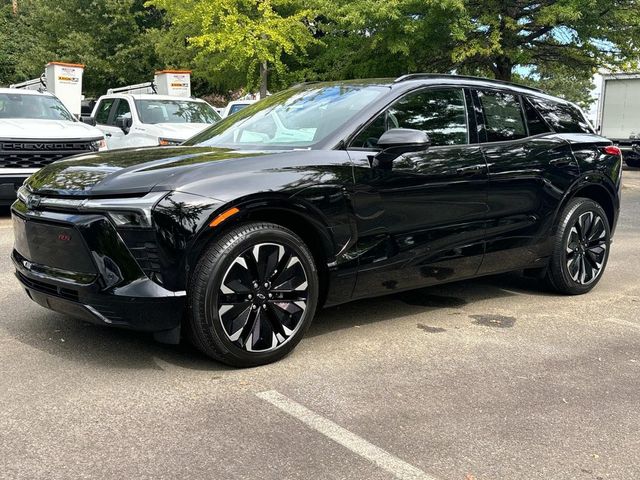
[597,73,640,167]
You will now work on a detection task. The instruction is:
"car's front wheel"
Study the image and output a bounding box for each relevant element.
[545,198,611,295]
[187,222,319,367]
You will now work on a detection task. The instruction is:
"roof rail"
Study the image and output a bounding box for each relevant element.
[107,81,157,95]
[393,73,545,93]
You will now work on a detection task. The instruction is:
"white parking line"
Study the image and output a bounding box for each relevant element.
[256,390,439,480]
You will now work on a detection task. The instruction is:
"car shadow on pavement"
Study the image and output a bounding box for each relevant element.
[308,272,549,338]
[4,270,551,372]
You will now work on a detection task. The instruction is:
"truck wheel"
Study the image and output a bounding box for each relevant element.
[187,222,319,367]
[624,157,640,168]
[545,198,611,295]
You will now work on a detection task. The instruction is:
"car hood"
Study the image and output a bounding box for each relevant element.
[23,146,282,197]
[0,119,104,140]
[143,122,212,139]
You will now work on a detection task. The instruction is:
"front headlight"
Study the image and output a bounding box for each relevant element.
[158,137,183,147]
[91,138,108,151]
[83,192,168,228]
[17,187,167,228]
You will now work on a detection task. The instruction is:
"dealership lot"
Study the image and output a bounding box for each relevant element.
[0,168,639,480]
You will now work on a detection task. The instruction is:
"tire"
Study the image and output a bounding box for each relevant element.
[545,198,611,295]
[624,157,640,168]
[187,222,319,367]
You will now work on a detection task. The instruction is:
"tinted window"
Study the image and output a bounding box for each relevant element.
[95,99,115,125]
[477,91,527,142]
[523,98,552,136]
[528,97,592,134]
[352,88,468,148]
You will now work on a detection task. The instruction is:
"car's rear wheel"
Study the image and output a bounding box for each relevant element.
[546,198,611,295]
[187,222,319,367]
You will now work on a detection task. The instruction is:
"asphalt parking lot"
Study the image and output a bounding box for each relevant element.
[1,168,639,480]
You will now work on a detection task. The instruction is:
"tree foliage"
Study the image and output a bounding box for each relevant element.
[148,0,319,95]
[1,0,639,105]
[0,0,162,96]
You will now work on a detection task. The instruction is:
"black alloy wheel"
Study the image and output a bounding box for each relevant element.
[217,242,310,352]
[546,198,611,295]
[564,211,608,285]
[187,222,319,367]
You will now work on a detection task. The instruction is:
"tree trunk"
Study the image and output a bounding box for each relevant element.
[259,61,268,99]
[12,0,18,15]
[492,55,513,82]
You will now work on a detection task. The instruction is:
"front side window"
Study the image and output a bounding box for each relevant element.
[477,90,527,142]
[528,97,592,134]
[351,88,469,148]
[95,99,115,125]
[135,99,221,125]
[113,100,131,124]
[0,93,75,121]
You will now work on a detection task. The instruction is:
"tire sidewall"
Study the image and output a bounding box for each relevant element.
[555,199,611,294]
[195,224,319,366]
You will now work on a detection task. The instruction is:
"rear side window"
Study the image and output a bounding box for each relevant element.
[523,98,552,136]
[477,91,527,142]
[95,99,115,125]
[527,97,592,134]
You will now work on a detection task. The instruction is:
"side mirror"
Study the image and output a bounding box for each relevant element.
[80,116,96,126]
[115,116,133,134]
[373,128,430,167]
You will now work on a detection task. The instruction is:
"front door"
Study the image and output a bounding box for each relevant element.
[346,87,489,299]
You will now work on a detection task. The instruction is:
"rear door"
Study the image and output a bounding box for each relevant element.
[347,87,489,298]
[474,89,581,274]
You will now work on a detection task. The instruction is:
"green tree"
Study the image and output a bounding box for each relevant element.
[307,0,640,105]
[148,0,319,97]
[0,0,163,96]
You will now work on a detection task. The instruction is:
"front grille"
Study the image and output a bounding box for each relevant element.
[0,140,96,169]
[17,271,80,302]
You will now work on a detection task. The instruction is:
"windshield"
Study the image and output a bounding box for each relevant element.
[134,99,221,124]
[0,93,75,121]
[184,84,389,149]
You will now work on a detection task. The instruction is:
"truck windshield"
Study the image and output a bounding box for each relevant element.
[184,84,389,149]
[135,99,221,124]
[0,93,75,121]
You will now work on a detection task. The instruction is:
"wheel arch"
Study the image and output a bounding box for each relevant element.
[186,195,337,304]
[555,175,617,233]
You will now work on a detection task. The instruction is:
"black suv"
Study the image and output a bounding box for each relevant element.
[11,75,621,366]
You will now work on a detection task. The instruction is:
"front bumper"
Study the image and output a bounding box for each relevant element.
[11,204,185,332]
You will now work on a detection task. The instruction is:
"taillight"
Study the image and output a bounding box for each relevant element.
[602,145,622,156]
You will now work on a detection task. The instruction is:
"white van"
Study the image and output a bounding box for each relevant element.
[90,94,221,149]
[0,88,106,204]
